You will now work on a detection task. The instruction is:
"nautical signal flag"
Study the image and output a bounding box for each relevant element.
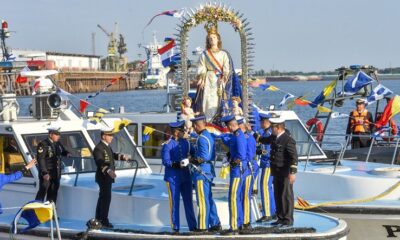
[279,93,295,108]
[259,83,279,91]
[143,126,155,143]
[310,79,337,107]
[12,201,53,234]
[316,105,332,113]
[375,95,400,128]
[294,96,311,106]
[343,71,373,95]
[79,99,89,113]
[365,84,393,105]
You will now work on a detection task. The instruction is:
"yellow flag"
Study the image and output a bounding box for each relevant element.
[322,79,337,97]
[390,95,400,119]
[219,165,230,179]
[143,126,155,135]
[317,105,332,113]
[267,85,280,91]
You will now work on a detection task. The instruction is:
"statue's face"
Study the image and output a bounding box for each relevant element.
[208,33,219,48]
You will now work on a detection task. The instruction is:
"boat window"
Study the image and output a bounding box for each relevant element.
[88,129,147,169]
[284,120,325,158]
[142,123,169,159]
[126,123,138,144]
[0,135,32,177]
[22,131,96,174]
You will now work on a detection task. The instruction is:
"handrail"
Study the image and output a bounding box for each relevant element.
[128,159,139,196]
[296,140,345,173]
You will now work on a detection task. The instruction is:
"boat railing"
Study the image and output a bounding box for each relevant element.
[298,140,345,174]
[62,158,141,189]
[310,132,400,166]
[128,159,139,196]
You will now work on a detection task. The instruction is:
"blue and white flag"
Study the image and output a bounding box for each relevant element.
[372,126,391,138]
[279,93,295,108]
[365,84,393,105]
[343,71,373,95]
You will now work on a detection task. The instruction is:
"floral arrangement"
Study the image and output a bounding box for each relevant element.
[183,4,242,32]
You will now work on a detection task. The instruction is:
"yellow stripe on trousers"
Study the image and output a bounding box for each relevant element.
[263,168,271,216]
[197,180,206,230]
[166,182,174,229]
[244,175,251,224]
[253,175,258,191]
[230,178,240,230]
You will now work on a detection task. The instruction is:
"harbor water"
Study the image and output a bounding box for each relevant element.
[16,79,400,144]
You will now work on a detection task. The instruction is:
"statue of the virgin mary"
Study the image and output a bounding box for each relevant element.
[193,24,231,121]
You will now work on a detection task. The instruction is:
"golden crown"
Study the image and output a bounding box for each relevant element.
[204,22,219,35]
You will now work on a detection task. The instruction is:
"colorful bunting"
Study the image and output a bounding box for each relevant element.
[365,84,393,105]
[343,71,373,95]
[294,96,311,106]
[279,93,295,108]
[142,126,156,143]
[310,79,337,107]
[317,105,332,113]
[259,83,279,92]
[144,9,184,29]
[79,100,89,113]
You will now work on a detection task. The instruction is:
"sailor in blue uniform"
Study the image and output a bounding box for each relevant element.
[256,113,276,222]
[162,120,197,232]
[237,117,256,229]
[189,115,221,232]
[221,115,247,233]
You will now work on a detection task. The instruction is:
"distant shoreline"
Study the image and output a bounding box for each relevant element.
[258,74,400,82]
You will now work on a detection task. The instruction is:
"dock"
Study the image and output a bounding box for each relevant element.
[0,70,143,95]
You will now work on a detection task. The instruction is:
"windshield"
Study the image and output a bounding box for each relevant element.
[88,128,147,168]
[284,119,325,158]
[23,131,96,174]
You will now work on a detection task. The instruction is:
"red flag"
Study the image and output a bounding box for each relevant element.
[16,75,28,84]
[111,76,122,85]
[79,100,89,113]
[294,97,311,106]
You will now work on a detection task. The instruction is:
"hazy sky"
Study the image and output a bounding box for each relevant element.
[2,0,400,72]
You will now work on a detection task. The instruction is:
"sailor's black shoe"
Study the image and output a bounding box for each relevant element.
[224,228,239,235]
[208,224,222,232]
[270,220,282,226]
[256,216,272,223]
[101,222,114,229]
[240,223,252,231]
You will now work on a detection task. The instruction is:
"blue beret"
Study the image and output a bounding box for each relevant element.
[169,120,185,128]
[221,115,236,123]
[259,112,272,120]
[190,115,206,122]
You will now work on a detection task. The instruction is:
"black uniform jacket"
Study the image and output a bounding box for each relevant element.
[257,131,298,176]
[37,138,69,178]
[93,141,120,183]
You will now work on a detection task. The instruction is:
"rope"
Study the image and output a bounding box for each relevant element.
[295,180,400,210]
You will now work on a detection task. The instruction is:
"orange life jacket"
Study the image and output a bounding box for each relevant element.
[350,109,371,133]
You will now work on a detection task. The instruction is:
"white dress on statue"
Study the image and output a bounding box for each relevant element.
[197,50,230,121]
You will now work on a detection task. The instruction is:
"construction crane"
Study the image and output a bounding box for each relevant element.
[97,22,128,71]
[97,23,117,57]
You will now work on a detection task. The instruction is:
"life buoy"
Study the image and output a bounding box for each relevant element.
[382,119,398,142]
[306,118,324,142]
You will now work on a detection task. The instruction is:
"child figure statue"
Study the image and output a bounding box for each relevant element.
[231,96,243,117]
[181,96,198,131]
